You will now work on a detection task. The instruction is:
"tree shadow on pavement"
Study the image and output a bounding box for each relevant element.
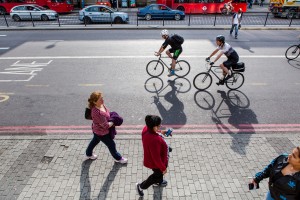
[287,59,300,69]
[96,162,125,200]
[80,159,93,200]
[153,186,164,200]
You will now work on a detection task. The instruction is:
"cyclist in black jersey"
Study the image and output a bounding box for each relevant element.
[155,29,183,77]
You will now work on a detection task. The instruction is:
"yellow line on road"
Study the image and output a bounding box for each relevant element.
[249,83,268,86]
[78,84,104,87]
[25,85,49,87]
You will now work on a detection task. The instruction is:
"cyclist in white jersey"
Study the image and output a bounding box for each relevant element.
[206,35,239,86]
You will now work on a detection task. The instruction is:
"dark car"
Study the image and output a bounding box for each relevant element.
[137,4,185,21]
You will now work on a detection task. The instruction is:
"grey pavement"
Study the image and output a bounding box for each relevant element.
[0,133,299,200]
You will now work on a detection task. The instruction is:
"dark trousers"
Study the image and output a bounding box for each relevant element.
[140,169,163,190]
[86,133,122,160]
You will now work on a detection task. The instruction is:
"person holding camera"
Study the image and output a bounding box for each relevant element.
[250,146,300,200]
[136,115,170,197]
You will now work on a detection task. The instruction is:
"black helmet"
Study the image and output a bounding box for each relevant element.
[216,35,225,43]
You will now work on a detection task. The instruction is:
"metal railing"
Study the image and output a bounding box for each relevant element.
[0,11,299,28]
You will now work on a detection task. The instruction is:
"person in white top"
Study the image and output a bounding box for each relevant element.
[230,8,242,39]
[206,35,239,86]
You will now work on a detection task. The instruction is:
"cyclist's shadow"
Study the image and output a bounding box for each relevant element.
[213,90,258,155]
[148,77,190,127]
[287,59,300,69]
[194,89,258,155]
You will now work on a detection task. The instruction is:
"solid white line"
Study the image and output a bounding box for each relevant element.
[0,55,285,60]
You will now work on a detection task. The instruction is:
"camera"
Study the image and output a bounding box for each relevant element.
[165,128,173,137]
[249,182,259,190]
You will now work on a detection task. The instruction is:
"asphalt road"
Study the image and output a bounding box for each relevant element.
[0,29,299,133]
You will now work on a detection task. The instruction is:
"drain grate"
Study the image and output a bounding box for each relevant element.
[41,156,54,164]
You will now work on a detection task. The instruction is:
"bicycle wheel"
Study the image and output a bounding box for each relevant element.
[174,60,190,77]
[144,77,164,93]
[173,77,191,93]
[193,72,212,90]
[285,45,300,60]
[227,90,250,108]
[226,72,244,90]
[146,60,164,77]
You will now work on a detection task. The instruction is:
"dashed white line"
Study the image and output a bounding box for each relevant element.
[0,47,10,50]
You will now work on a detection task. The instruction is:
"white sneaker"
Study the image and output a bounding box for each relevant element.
[115,157,128,164]
[86,154,97,160]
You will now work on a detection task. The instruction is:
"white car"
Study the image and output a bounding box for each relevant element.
[10,4,58,22]
[79,5,129,24]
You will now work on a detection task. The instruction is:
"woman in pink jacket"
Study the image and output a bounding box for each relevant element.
[85,91,127,164]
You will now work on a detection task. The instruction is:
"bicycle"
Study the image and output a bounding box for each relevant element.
[146,55,190,77]
[285,44,300,60]
[193,61,245,90]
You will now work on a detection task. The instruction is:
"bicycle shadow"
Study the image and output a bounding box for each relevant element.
[194,89,258,155]
[95,163,125,200]
[287,59,300,69]
[144,77,191,127]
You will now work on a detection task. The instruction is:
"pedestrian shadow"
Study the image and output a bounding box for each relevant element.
[95,162,125,200]
[80,159,93,200]
[194,89,258,155]
[287,59,300,69]
[153,186,164,200]
[145,77,191,128]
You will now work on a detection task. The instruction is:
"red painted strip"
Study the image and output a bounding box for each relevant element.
[1,128,300,134]
[0,124,300,130]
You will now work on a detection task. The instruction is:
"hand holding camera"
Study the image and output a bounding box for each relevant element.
[248,178,259,190]
[165,128,173,137]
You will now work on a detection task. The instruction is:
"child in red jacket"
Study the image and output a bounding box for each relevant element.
[136,115,169,197]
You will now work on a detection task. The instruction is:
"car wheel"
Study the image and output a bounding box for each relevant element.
[41,14,49,21]
[114,17,123,24]
[12,14,21,22]
[83,16,92,24]
[175,14,181,21]
[0,7,6,15]
[145,13,151,20]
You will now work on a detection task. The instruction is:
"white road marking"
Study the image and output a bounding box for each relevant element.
[0,35,7,37]
[0,47,10,50]
[0,55,285,60]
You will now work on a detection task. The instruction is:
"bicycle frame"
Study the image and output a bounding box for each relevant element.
[156,55,172,71]
[205,64,225,81]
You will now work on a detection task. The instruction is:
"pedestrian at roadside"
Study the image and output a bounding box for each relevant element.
[249,146,300,200]
[247,0,253,8]
[230,8,242,39]
[85,91,127,164]
[136,115,169,198]
[260,0,264,7]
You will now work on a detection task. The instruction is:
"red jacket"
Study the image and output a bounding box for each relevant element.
[142,126,168,173]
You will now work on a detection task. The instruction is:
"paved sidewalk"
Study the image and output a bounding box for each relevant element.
[0,132,299,200]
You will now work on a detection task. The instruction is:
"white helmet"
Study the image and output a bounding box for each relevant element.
[161,29,169,36]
